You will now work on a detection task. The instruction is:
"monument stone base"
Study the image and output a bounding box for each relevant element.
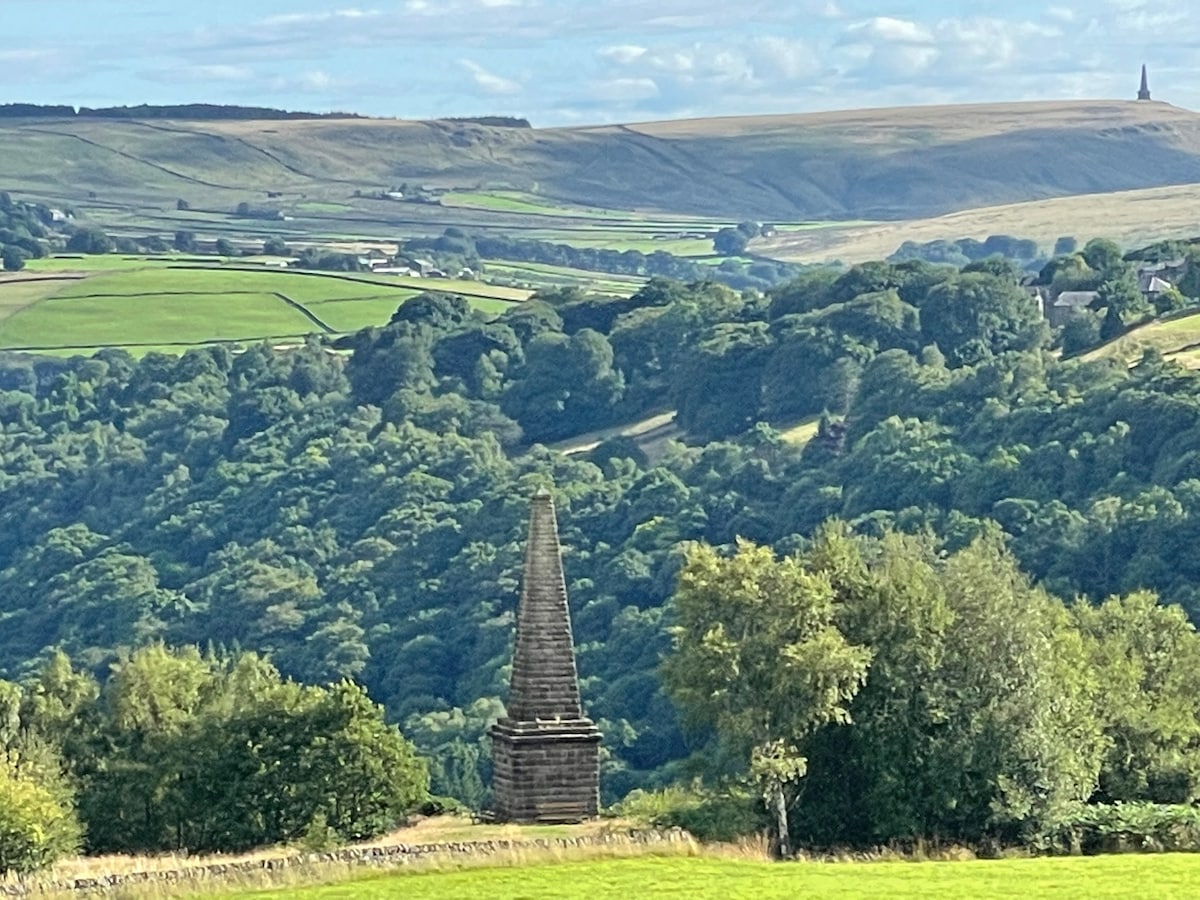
[490,717,601,823]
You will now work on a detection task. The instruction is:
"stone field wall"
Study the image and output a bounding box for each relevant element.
[2,828,692,897]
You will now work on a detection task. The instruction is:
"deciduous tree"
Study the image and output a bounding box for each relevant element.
[662,539,871,856]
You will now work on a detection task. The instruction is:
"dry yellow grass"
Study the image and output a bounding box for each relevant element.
[760,182,1200,264]
[780,417,821,447]
[4,817,697,900]
[1,816,648,889]
[1081,310,1200,367]
[577,99,1197,140]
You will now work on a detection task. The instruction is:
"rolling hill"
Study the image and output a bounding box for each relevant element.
[6,100,1200,223]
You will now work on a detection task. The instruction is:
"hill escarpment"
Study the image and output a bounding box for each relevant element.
[3,100,1200,220]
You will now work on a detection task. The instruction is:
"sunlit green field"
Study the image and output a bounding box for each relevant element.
[1082,309,1200,367]
[540,233,717,256]
[304,295,420,332]
[483,260,644,295]
[0,259,526,353]
[226,853,1200,900]
[439,191,627,218]
[25,255,212,272]
[0,293,314,349]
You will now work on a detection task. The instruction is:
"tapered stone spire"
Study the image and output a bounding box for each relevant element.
[1138,64,1152,101]
[489,488,600,823]
[506,487,584,721]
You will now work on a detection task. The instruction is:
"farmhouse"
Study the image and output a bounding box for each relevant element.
[1048,290,1099,328]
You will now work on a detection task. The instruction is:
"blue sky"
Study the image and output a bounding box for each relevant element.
[1,1,1196,125]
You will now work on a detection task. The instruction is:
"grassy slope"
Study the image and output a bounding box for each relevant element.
[762,183,1200,264]
[6,101,1200,224]
[228,854,1200,900]
[1081,310,1200,367]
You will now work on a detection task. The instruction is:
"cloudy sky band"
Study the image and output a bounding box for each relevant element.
[0,0,1193,124]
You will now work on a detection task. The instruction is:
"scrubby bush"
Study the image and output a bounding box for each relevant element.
[0,758,82,877]
[613,785,766,842]
[1045,802,1200,855]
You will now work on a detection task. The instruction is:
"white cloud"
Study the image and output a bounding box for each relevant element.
[12,0,1200,126]
[0,49,56,62]
[257,8,382,28]
[590,77,660,102]
[847,17,934,44]
[267,69,351,93]
[751,36,822,81]
[600,44,648,64]
[178,64,255,82]
[835,14,1067,83]
[460,59,522,95]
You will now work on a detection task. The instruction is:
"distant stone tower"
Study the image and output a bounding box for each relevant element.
[1138,64,1152,101]
[489,488,601,823]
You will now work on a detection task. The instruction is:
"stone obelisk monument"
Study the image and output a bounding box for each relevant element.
[1138,64,1152,101]
[490,488,600,823]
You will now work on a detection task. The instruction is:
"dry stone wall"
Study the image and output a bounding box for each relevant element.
[1,829,691,897]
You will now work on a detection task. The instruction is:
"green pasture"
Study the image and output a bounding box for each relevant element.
[483,261,644,295]
[305,295,420,332]
[295,201,353,213]
[373,275,531,303]
[483,260,642,282]
[439,191,629,219]
[224,853,1200,900]
[1083,310,1200,366]
[25,255,211,273]
[0,293,312,350]
[0,261,526,354]
[557,235,716,257]
[0,278,79,317]
[45,267,387,301]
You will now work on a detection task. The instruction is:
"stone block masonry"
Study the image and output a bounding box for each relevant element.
[489,488,601,823]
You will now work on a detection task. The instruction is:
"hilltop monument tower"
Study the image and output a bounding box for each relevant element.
[1138,64,1152,101]
[489,488,600,823]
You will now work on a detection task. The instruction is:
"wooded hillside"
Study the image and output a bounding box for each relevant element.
[4,244,1200,814]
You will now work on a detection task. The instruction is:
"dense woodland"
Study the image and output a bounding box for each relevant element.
[7,237,1200,863]
[0,194,55,271]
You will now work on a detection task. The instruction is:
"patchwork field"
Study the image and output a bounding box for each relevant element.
[224,853,1200,900]
[483,260,646,295]
[0,259,528,355]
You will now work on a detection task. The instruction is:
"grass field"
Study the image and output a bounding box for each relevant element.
[483,260,645,295]
[0,293,314,349]
[537,233,718,257]
[225,853,1200,900]
[0,260,527,354]
[24,255,214,273]
[304,295,419,332]
[1082,309,1200,367]
[439,191,630,219]
[780,417,821,447]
